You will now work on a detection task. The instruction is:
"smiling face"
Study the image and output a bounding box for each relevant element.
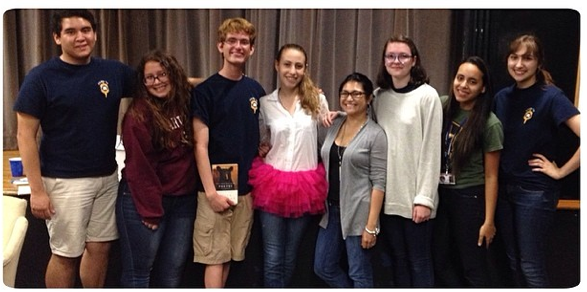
[339,81,371,117]
[53,16,97,65]
[275,47,306,90]
[217,32,255,68]
[453,62,485,110]
[507,45,539,88]
[143,61,171,99]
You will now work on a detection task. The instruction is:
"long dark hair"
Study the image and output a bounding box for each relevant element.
[126,49,193,150]
[376,34,429,89]
[443,56,493,174]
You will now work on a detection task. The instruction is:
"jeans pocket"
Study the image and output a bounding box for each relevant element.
[514,185,558,211]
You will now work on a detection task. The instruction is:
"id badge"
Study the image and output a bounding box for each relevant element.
[439,172,456,185]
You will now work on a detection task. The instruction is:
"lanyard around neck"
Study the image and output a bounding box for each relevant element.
[443,115,468,173]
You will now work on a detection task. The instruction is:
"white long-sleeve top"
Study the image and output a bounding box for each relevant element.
[259,89,330,172]
[372,84,442,219]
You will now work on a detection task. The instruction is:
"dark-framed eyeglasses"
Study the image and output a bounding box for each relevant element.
[340,91,365,100]
[143,72,168,85]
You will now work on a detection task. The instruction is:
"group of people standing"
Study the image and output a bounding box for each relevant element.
[12,9,580,289]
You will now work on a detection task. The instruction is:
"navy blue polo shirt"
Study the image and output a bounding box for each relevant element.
[191,73,266,195]
[13,57,135,178]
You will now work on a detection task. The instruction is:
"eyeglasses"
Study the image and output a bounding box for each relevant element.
[384,53,413,64]
[340,91,365,100]
[143,72,168,85]
[224,38,251,47]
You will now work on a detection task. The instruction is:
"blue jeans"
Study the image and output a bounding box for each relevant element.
[495,183,558,287]
[380,214,434,287]
[433,185,491,287]
[116,179,196,287]
[314,204,374,288]
[259,210,311,287]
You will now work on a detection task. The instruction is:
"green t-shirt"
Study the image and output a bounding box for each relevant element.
[440,95,504,189]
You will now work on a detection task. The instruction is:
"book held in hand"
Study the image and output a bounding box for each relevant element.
[212,163,238,204]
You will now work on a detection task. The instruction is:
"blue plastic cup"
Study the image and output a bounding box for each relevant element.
[9,157,23,177]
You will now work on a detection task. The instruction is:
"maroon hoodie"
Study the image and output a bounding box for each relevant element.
[121,99,197,224]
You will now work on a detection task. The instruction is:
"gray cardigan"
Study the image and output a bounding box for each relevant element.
[318,116,387,239]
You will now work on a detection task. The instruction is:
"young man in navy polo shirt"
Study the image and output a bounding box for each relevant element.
[190,17,265,288]
[13,9,135,288]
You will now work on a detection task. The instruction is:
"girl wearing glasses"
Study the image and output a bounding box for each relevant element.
[248,44,330,287]
[371,35,442,287]
[493,34,580,287]
[313,72,387,288]
[116,49,197,287]
[433,56,503,287]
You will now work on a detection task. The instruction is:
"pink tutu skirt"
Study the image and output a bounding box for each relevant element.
[248,156,327,218]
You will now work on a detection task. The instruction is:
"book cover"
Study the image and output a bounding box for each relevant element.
[212,163,238,204]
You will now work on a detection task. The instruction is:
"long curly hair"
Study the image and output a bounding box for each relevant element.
[126,49,193,150]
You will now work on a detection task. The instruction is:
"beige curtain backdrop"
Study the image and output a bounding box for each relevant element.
[2,9,452,150]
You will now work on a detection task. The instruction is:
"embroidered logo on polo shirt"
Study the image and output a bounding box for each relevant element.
[249,97,258,114]
[98,80,109,98]
[523,107,535,124]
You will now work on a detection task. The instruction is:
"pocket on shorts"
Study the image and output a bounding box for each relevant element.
[42,177,59,194]
[193,209,216,257]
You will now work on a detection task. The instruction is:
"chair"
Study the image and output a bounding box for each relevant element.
[3,196,28,288]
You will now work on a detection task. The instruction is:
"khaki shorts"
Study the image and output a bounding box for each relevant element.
[43,170,119,258]
[193,192,253,264]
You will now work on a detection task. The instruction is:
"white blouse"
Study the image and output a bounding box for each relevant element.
[259,89,329,172]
